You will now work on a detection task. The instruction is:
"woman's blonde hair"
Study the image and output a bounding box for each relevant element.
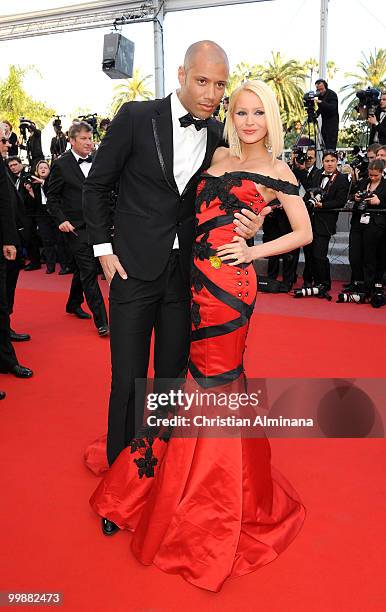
[224,80,284,162]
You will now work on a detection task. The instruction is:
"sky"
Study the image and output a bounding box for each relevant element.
[0,0,385,122]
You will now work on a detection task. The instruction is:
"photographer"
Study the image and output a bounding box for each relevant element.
[26,123,44,171]
[291,147,319,286]
[50,125,68,160]
[349,159,386,297]
[6,157,41,271]
[368,92,386,146]
[307,150,349,291]
[315,79,339,149]
[24,160,68,274]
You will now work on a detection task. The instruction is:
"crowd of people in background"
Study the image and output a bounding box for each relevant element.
[0,86,385,397]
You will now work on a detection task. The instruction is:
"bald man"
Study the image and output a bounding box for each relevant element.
[83,41,261,484]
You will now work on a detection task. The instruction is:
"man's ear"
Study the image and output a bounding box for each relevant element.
[177,65,186,87]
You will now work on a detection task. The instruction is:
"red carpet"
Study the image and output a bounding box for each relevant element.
[1,270,385,611]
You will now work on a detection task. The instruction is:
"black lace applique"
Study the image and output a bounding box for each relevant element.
[195,179,221,213]
[191,301,201,330]
[200,171,299,196]
[192,231,216,261]
[191,264,204,293]
[130,436,157,478]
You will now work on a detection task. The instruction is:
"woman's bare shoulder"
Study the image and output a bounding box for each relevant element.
[273,158,298,185]
[211,147,229,164]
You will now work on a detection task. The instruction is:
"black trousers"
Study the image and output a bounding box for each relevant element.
[25,217,41,265]
[36,215,67,269]
[302,243,314,284]
[0,256,17,372]
[263,213,299,286]
[350,222,386,293]
[63,228,107,328]
[107,250,190,465]
[6,249,23,315]
[311,232,332,289]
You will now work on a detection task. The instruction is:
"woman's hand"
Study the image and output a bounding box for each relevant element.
[31,176,44,185]
[216,236,254,265]
[366,194,380,205]
[24,183,35,198]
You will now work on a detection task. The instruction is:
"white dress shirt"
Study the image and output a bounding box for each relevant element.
[93,91,208,257]
[71,149,92,178]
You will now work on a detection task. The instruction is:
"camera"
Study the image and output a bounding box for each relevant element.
[52,115,63,131]
[303,91,319,121]
[355,87,381,119]
[292,146,308,165]
[19,118,35,141]
[354,190,374,212]
[293,284,332,301]
[337,291,366,304]
[306,187,325,211]
[78,113,98,134]
[370,284,385,309]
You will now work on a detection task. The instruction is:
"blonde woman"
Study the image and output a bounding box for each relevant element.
[90,81,312,592]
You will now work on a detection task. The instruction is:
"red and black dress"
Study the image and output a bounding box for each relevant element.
[89,172,305,593]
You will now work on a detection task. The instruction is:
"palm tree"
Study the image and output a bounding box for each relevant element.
[226,62,261,95]
[340,48,386,120]
[258,52,307,129]
[111,69,154,115]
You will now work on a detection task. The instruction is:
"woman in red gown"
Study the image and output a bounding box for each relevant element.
[89,80,312,592]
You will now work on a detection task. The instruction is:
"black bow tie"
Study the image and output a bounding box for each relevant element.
[179,113,208,131]
[78,156,92,164]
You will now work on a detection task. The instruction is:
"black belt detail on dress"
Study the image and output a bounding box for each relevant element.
[188,360,244,388]
[196,214,234,237]
[191,302,255,341]
[192,263,255,318]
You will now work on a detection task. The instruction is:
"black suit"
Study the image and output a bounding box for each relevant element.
[83,96,222,464]
[26,129,44,170]
[349,177,386,293]
[293,164,319,284]
[0,156,19,372]
[308,170,349,288]
[47,151,107,327]
[31,181,67,271]
[369,107,386,146]
[316,89,339,149]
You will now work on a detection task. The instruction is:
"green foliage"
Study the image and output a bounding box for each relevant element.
[110,69,154,116]
[337,122,369,148]
[340,49,386,121]
[0,65,55,131]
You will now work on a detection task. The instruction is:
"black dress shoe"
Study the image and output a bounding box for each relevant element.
[58,266,72,275]
[24,263,41,271]
[0,391,6,400]
[66,307,92,320]
[101,518,119,536]
[10,329,31,342]
[97,325,109,337]
[10,364,33,378]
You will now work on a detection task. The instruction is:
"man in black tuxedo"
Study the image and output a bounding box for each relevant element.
[307,150,349,290]
[83,40,261,479]
[0,123,33,381]
[315,79,339,150]
[26,123,44,171]
[47,122,108,335]
[369,92,386,146]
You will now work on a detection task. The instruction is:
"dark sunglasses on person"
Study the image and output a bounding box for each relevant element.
[306,156,314,161]
[1,137,9,144]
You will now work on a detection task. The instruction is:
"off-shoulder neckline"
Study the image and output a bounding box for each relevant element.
[202,170,297,190]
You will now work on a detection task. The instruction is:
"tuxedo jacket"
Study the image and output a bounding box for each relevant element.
[293,164,319,194]
[316,89,339,144]
[0,156,19,247]
[351,176,386,230]
[47,150,89,228]
[369,107,386,146]
[309,169,349,236]
[83,95,223,281]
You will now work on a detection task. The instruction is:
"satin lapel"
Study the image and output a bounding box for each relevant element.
[152,95,179,195]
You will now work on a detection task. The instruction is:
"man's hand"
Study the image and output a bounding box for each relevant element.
[99,254,128,285]
[59,221,76,233]
[3,245,16,260]
[234,205,272,239]
[368,115,378,126]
